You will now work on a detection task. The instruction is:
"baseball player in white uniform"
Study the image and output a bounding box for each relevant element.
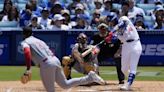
[20,27,105,92]
[105,16,142,90]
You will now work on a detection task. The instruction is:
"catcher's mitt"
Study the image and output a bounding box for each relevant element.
[21,70,31,84]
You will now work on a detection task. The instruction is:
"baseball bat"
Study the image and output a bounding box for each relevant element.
[81,40,105,57]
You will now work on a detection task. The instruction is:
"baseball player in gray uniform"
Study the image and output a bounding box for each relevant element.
[105,16,142,90]
[20,27,105,92]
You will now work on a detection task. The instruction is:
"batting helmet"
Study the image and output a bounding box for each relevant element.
[107,12,118,24]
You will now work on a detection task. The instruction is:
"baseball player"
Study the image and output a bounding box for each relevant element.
[105,16,142,90]
[20,27,105,92]
[62,33,100,81]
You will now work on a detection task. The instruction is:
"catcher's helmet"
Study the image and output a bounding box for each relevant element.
[107,12,118,24]
[77,33,88,44]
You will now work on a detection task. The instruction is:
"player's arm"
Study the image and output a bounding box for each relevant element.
[112,20,126,33]
[23,47,31,71]
[105,20,126,43]
[20,42,32,84]
[72,45,84,64]
[82,46,100,57]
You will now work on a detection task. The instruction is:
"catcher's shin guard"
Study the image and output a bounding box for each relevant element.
[62,56,72,79]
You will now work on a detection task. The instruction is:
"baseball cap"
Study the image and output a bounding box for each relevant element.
[135,17,144,22]
[94,0,103,4]
[54,1,63,9]
[76,14,89,20]
[75,3,84,10]
[155,5,164,11]
[31,15,38,20]
[61,9,70,15]
[154,0,162,4]
[104,0,112,3]
[53,14,65,21]
[41,8,49,13]
[97,23,108,29]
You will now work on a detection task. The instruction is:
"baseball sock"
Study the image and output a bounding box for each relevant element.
[127,73,135,85]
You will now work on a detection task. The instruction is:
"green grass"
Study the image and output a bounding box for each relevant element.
[0,66,164,81]
[0,66,40,81]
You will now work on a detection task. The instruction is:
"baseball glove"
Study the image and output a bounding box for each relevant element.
[21,70,31,84]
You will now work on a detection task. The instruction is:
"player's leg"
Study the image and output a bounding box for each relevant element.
[128,44,142,86]
[55,62,105,89]
[120,43,142,90]
[92,56,100,75]
[121,45,130,76]
[55,67,105,89]
[120,45,131,90]
[40,66,56,92]
[114,57,125,84]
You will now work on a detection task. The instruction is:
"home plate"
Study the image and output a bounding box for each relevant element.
[77,89,97,92]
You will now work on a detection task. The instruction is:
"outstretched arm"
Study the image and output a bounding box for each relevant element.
[105,20,126,43]
[20,42,32,84]
[23,47,31,71]
[112,20,126,33]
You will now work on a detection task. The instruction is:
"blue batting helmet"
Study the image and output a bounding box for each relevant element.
[107,12,118,24]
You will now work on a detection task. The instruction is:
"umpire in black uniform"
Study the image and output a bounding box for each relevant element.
[91,21,125,85]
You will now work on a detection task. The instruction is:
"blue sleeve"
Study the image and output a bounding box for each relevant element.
[111,20,126,33]
[111,35,118,43]
[118,20,126,29]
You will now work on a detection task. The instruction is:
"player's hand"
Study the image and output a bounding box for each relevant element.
[21,70,32,84]
[91,46,100,55]
[105,32,113,43]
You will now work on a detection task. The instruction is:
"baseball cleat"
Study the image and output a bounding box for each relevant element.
[118,80,125,88]
[120,83,131,91]
[88,71,105,85]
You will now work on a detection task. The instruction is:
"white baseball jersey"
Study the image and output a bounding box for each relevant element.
[115,16,142,75]
[116,16,140,43]
[21,36,53,65]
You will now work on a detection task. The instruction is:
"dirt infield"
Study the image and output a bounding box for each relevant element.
[0,81,164,92]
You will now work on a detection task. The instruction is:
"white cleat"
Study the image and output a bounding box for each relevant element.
[120,83,131,91]
[88,71,105,85]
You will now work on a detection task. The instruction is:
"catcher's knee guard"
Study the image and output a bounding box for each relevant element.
[62,56,72,79]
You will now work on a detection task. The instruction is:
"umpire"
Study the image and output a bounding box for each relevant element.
[91,21,125,84]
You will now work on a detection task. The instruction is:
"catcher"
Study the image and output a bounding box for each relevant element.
[62,33,100,81]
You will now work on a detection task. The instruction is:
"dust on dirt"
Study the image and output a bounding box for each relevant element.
[0,81,164,92]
